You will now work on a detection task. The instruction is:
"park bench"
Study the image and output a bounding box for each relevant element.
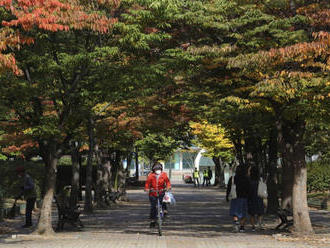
[54,196,84,231]
[275,208,293,230]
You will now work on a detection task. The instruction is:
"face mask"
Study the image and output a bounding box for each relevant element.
[155,170,161,175]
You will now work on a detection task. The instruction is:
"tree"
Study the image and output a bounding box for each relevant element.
[159,0,328,233]
[190,120,234,186]
[227,1,330,234]
[0,0,118,235]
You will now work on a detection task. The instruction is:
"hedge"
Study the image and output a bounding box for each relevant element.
[307,161,330,192]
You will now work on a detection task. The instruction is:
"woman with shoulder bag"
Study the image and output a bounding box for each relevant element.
[247,166,265,231]
[226,165,249,232]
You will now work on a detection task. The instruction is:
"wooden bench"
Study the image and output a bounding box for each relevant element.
[54,196,84,231]
[275,208,293,230]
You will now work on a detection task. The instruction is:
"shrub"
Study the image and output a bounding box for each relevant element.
[307,161,330,192]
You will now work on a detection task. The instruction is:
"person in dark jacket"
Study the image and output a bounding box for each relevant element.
[207,166,212,186]
[16,166,37,228]
[226,165,249,232]
[248,166,265,231]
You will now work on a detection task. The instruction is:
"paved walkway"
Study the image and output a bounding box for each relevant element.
[0,184,329,248]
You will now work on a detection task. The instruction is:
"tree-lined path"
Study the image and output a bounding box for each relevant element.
[1,184,329,248]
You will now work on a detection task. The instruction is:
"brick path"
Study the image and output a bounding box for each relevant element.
[0,184,329,248]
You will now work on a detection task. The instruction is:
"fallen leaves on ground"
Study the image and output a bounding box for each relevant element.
[273,233,330,246]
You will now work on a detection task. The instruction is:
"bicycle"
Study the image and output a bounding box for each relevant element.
[150,189,166,236]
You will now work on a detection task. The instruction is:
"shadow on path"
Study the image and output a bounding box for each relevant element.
[78,184,281,238]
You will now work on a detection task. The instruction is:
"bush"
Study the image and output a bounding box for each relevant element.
[307,161,330,192]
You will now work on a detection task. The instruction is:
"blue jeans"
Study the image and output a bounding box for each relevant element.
[149,194,166,220]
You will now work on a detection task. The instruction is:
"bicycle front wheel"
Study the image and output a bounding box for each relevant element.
[157,214,162,236]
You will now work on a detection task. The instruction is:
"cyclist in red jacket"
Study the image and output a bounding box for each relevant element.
[145,162,171,228]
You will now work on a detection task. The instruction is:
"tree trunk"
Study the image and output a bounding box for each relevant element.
[212,156,224,187]
[70,142,80,208]
[84,117,94,213]
[292,154,313,234]
[135,147,139,180]
[266,129,279,214]
[267,166,279,214]
[291,123,313,234]
[233,139,244,166]
[277,118,313,234]
[117,160,128,201]
[110,150,122,192]
[35,142,58,235]
[95,148,111,207]
[281,159,294,209]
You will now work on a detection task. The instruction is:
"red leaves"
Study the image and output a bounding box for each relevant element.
[0,0,118,33]
[0,0,119,73]
[297,4,330,28]
[266,31,330,68]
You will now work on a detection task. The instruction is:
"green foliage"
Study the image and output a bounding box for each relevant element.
[0,154,7,161]
[58,156,72,166]
[305,117,330,163]
[307,161,330,193]
[136,133,179,162]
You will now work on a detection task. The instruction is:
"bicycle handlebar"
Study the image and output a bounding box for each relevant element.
[149,189,167,193]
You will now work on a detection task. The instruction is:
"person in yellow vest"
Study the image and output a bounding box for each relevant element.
[202,169,209,187]
[193,168,200,188]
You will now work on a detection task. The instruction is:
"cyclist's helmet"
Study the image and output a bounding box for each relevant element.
[152,162,163,172]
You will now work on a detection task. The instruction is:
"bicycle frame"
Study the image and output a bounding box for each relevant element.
[149,173,167,237]
[149,188,165,236]
[156,190,163,236]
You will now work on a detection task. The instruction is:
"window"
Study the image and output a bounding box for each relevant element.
[182,152,198,169]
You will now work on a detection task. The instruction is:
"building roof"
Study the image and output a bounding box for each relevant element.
[199,156,215,167]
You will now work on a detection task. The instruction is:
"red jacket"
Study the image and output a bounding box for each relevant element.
[145,171,171,197]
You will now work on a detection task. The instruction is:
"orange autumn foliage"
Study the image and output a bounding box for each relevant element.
[0,0,119,74]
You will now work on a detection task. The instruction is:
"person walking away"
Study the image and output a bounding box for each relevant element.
[226,165,249,232]
[248,166,265,231]
[202,169,209,187]
[16,166,37,228]
[145,162,171,228]
[192,168,200,188]
[207,166,212,186]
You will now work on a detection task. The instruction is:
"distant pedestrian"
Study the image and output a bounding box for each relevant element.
[226,165,249,232]
[16,166,37,228]
[193,168,200,188]
[207,166,212,186]
[248,166,265,231]
[202,169,209,187]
